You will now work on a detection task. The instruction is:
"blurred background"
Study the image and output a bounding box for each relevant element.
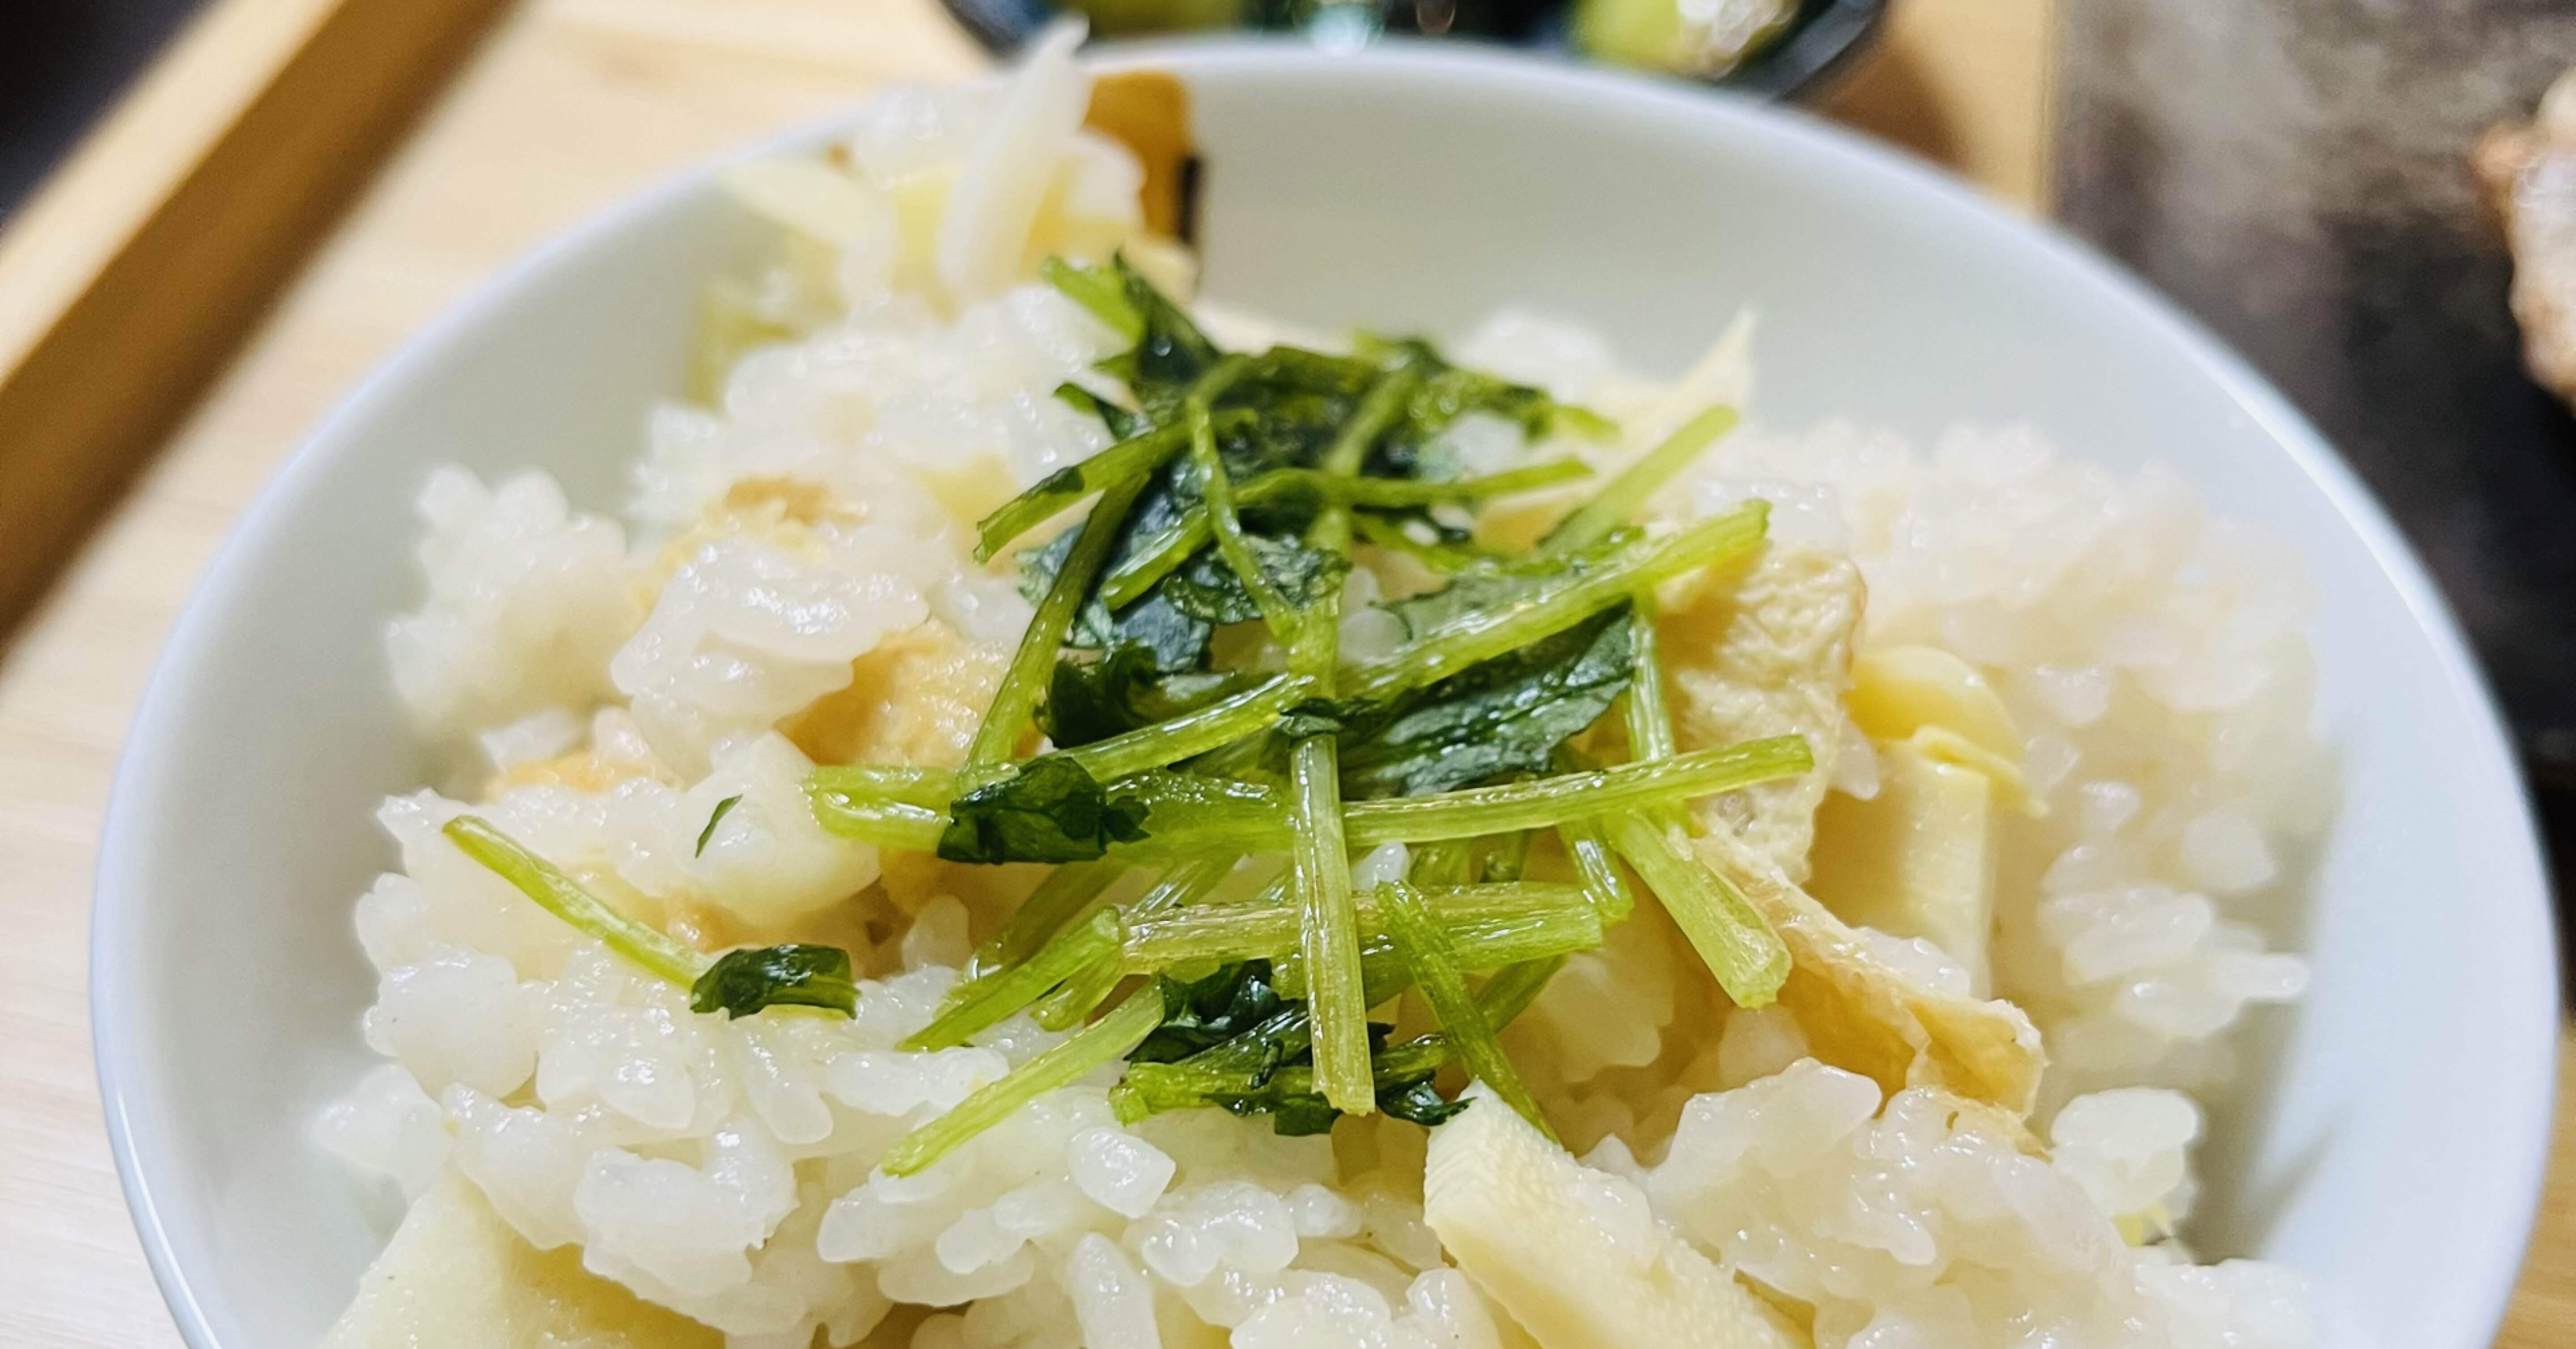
[0,1,2572,1342]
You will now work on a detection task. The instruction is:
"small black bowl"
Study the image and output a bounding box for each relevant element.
[943,0,1888,101]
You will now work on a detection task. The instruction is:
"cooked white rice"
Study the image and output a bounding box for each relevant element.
[316,32,2319,1349]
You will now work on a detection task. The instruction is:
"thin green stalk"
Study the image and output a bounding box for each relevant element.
[1063,673,1314,779]
[1555,817,1638,922]
[811,672,1313,803]
[1032,950,1125,1030]
[1345,499,1769,701]
[1182,356,1302,640]
[1341,736,1813,847]
[1123,954,1559,1119]
[1622,592,1678,762]
[907,908,1127,1051]
[959,859,1120,984]
[809,736,1815,858]
[1408,840,1474,887]
[1373,880,1554,1138]
[1123,882,1594,969]
[802,786,947,852]
[1096,463,1585,610]
[1352,513,1483,573]
[880,988,1164,1176]
[973,423,1194,562]
[1475,955,1567,1028]
[1130,856,1233,919]
[1290,736,1370,1113]
[1605,812,1787,1007]
[1040,257,1143,340]
[1542,403,1739,554]
[965,474,1152,769]
[443,817,704,985]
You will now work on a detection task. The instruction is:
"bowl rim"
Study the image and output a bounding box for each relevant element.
[90,38,2560,1349]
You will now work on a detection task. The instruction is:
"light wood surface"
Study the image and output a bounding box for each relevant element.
[0,0,2563,1346]
[0,0,514,637]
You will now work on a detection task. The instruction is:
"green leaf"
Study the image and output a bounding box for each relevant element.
[1349,501,1768,702]
[1039,644,1170,748]
[1075,254,1221,417]
[695,795,743,857]
[688,944,857,1018]
[1054,381,1145,440]
[937,755,1152,864]
[1129,961,1288,1063]
[1333,607,1635,799]
[1377,1078,1471,1128]
[1380,527,1639,641]
[1157,534,1348,626]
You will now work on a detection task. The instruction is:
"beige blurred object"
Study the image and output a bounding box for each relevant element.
[2474,66,2576,404]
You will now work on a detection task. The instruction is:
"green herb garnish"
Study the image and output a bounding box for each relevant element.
[695,795,743,857]
[786,256,1812,1155]
[689,943,858,1018]
[937,755,1151,864]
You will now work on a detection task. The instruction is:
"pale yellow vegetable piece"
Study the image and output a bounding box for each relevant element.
[1699,827,2045,1116]
[1662,548,1866,881]
[1425,1086,1808,1349]
[1807,737,1999,990]
[719,158,891,247]
[322,1170,720,1349]
[1845,646,2036,810]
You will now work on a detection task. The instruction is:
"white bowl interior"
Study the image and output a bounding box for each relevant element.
[94,45,2557,1349]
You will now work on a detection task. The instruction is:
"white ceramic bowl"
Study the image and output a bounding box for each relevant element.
[93,42,2557,1349]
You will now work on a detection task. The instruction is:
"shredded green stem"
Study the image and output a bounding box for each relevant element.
[1032,951,1126,1030]
[442,817,705,985]
[1314,368,1425,533]
[1125,964,1557,1114]
[1373,880,1555,1138]
[1123,882,1594,969]
[1066,673,1316,779]
[1182,356,1303,640]
[1352,513,1484,573]
[1040,257,1143,341]
[811,673,1309,805]
[972,422,1201,562]
[1345,499,1769,701]
[908,908,1127,1051]
[1407,840,1474,887]
[1555,817,1639,922]
[1340,735,1813,847]
[1475,954,1568,1028]
[1542,403,1739,554]
[1288,736,1371,1112]
[959,859,1120,985]
[1622,592,1678,762]
[880,988,1164,1176]
[802,786,947,852]
[1096,462,1583,611]
[966,474,1152,769]
[1129,855,1234,919]
[809,736,1814,856]
[1604,812,1787,1007]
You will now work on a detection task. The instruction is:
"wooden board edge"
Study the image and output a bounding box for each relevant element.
[0,0,515,638]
